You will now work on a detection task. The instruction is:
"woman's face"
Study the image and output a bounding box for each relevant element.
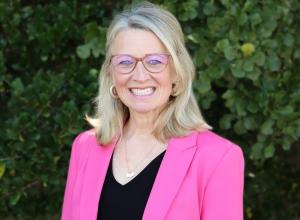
[110,28,176,115]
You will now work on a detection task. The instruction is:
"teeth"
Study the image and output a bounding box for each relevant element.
[130,87,155,96]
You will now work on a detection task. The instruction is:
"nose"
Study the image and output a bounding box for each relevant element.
[131,61,151,81]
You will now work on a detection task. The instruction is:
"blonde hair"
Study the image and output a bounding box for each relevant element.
[87,1,211,145]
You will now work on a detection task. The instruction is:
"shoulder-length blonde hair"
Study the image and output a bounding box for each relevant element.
[87,1,211,145]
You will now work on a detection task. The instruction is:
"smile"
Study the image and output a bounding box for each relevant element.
[129,87,155,96]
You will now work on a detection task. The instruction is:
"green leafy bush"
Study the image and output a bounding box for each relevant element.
[1,0,299,219]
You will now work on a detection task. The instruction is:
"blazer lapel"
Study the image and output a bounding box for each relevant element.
[142,132,198,220]
[79,137,116,220]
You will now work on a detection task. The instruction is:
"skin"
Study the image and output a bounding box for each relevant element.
[110,28,177,184]
[110,28,177,138]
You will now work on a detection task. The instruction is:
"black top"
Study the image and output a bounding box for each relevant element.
[97,151,166,220]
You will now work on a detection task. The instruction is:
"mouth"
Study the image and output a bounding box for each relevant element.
[129,87,156,96]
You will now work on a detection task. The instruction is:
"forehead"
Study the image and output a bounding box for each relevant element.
[110,28,167,55]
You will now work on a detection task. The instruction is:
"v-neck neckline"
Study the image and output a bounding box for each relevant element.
[111,150,166,187]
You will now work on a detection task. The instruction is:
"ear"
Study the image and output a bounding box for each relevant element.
[171,71,178,85]
[170,63,178,82]
[172,76,177,85]
[171,73,179,97]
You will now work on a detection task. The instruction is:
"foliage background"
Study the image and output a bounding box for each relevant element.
[1,0,300,219]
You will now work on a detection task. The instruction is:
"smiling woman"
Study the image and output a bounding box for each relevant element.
[61,1,244,220]
[110,29,175,114]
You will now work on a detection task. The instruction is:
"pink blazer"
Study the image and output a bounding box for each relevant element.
[61,130,244,220]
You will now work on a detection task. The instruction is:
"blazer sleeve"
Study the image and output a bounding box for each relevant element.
[61,133,83,220]
[201,146,245,220]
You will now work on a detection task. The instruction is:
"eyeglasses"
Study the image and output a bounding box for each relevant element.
[110,53,171,74]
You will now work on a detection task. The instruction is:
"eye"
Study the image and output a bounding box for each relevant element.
[148,59,162,65]
[119,59,133,65]
[145,54,167,65]
[112,55,135,66]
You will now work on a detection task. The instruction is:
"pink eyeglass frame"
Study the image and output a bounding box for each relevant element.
[110,53,171,74]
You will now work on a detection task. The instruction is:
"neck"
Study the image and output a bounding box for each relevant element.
[124,111,158,138]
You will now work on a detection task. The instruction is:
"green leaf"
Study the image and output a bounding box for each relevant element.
[242,1,255,12]
[199,91,216,109]
[89,68,98,78]
[250,13,262,26]
[254,51,266,66]
[224,47,236,60]
[197,76,211,94]
[282,136,292,150]
[267,54,281,71]
[247,101,259,113]
[243,116,257,130]
[283,127,298,140]
[203,2,216,15]
[219,114,234,129]
[263,20,277,37]
[222,89,236,99]
[216,39,230,51]
[229,29,239,42]
[85,21,99,42]
[291,91,300,101]
[251,142,264,160]
[91,39,105,58]
[235,99,247,116]
[238,13,248,26]
[264,144,275,158]
[234,120,246,134]
[231,61,245,78]
[6,129,18,140]
[179,0,199,21]
[220,0,230,7]
[294,49,300,59]
[207,67,223,79]
[246,67,261,81]
[277,106,294,116]
[283,33,294,47]
[10,193,21,206]
[76,44,91,59]
[261,119,274,135]
[243,59,254,72]
[0,162,6,179]
[11,78,24,94]
[187,34,199,44]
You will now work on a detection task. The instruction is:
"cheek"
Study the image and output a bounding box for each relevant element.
[113,74,129,89]
[156,70,174,88]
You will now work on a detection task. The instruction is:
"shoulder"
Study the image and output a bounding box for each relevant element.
[193,130,244,172]
[195,130,243,155]
[69,129,99,158]
[72,129,98,147]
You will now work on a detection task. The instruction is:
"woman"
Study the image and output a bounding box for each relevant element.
[61,2,244,220]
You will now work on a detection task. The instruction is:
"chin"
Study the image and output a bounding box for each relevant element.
[130,107,156,114]
[128,104,160,114]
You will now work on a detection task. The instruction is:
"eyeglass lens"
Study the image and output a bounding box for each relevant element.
[111,54,169,74]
